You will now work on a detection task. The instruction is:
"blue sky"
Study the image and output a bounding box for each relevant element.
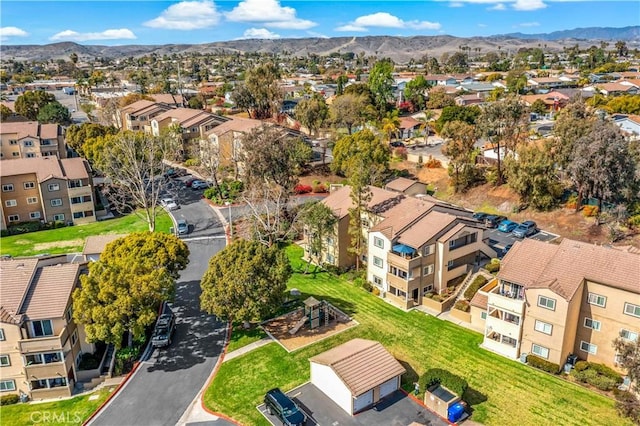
[0,1,638,45]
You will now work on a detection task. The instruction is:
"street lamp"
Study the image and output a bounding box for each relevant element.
[224,201,232,240]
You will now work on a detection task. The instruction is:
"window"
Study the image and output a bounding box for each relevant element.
[27,196,38,204]
[73,211,85,219]
[584,318,601,331]
[480,311,487,320]
[580,341,598,355]
[31,320,54,337]
[423,244,435,256]
[0,355,9,366]
[531,344,550,359]
[587,293,607,308]
[29,212,41,219]
[9,139,17,145]
[373,256,383,268]
[534,320,553,335]
[537,295,556,311]
[447,260,454,269]
[26,153,36,158]
[50,198,63,207]
[0,380,15,392]
[423,264,434,275]
[2,184,14,192]
[71,196,82,204]
[8,215,19,222]
[48,183,60,191]
[53,213,65,221]
[66,307,73,321]
[373,237,384,249]
[24,140,33,147]
[68,180,83,188]
[0,329,4,341]
[11,152,19,157]
[422,285,433,295]
[449,240,456,248]
[373,276,383,286]
[620,329,638,342]
[4,200,17,207]
[326,254,334,264]
[23,182,35,189]
[624,303,640,318]
[71,330,78,346]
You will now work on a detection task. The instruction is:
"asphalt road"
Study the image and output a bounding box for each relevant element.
[89,198,228,426]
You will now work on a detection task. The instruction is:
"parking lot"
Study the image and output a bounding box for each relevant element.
[485,225,558,258]
[257,383,448,426]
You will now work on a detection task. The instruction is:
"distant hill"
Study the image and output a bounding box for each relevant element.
[2,27,638,63]
[504,26,640,41]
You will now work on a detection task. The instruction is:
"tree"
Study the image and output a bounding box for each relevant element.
[328,93,370,135]
[119,93,154,107]
[14,90,56,120]
[73,232,189,348]
[380,110,400,142]
[188,96,204,110]
[477,96,528,185]
[613,333,640,390]
[94,131,178,231]
[403,75,430,111]
[506,142,563,210]
[232,62,283,119]
[368,59,395,114]
[65,123,118,157]
[530,99,548,116]
[299,201,337,271]
[506,70,528,95]
[200,240,291,325]
[434,105,481,133]
[69,52,78,65]
[295,95,328,137]
[551,98,596,169]
[615,40,629,57]
[417,110,435,144]
[36,102,71,125]
[445,51,469,73]
[567,120,636,213]
[426,87,455,109]
[331,129,389,186]
[440,121,477,193]
[0,104,14,121]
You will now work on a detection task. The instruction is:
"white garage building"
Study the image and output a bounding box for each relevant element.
[309,338,406,415]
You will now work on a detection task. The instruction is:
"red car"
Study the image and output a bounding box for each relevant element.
[184,177,197,187]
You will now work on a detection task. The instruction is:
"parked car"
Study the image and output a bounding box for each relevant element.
[472,212,488,221]
[191,180,209,190]
[151,312,175,348]
[497,220,518,233]
[160,198,179,211]
[512,220,538,238]
[184,177,197,188]
[390,141,405,148]
[501,243,513,257]
[164,168,187,179]
[177,219,189,235]
[484,215,507,228]
[264,388,306,426]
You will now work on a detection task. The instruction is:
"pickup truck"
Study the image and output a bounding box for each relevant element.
[151,312,175,348]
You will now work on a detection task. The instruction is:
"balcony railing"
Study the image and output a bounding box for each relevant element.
[387,251,422,270]
[18,327,68,353]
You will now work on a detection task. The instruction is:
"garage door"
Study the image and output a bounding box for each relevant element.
[379,376,398,399]
[353,389,373,413]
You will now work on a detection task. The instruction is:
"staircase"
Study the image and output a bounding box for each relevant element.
[101,344,115,377]
[455,269,494,303]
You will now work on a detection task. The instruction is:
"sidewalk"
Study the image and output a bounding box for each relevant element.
[412,305,485,334]
[223,337,273,363]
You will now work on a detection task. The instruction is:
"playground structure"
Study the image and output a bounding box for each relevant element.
[289,296,350,335]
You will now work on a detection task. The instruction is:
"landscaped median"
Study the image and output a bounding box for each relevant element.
[0,211,173,257]
[203,245,630,426]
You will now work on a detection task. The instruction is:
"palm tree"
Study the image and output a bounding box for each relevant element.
[417,110,435,145]
[380,110,400,143]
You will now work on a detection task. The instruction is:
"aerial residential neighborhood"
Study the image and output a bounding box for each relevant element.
[1,1,640,426]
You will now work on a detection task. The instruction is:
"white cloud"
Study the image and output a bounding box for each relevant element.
[449,2,464,7]
[518,21,541,27]
[239,28,280,39]
[478,23,488,28]
[513,0,547,10]
[446,0,547,10]
[144,0,220,30]
[0,26,28,41]
[50,29,136,42]
[489,3,507,10]
[225,0,316,30]
[335,12,441,32]
[306,31,329,39]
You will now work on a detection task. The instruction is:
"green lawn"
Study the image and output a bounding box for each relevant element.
[203,245,629,426]
[0,387,114,426]
[226,325,267,353]
[0,212,173,257]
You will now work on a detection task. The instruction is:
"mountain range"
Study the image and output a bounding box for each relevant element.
[1,26,638,63]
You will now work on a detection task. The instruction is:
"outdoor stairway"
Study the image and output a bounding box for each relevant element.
[101,344,115,376]
[455,269,494,303]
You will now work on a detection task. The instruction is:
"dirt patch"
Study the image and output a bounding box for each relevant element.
[34,239,84,251]
[262,307,357,352]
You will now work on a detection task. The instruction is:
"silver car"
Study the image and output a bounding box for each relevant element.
[160,198,179,211]
[177,219,189,235]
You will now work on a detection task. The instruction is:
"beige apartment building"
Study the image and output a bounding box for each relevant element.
[0,157,95,228]
[116,99,173,131]
[203,117,263,172]
[0,121,66,160]
[0,256,96,399]
[471,238,639,371]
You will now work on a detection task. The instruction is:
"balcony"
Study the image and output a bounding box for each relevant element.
[487,280,525,315]
[68,186,91,197]
[387,251,422,271]
[18,327,68,353]
[486,314,521,339]
[483,331,519,359]
[386,273,420,293]
[25,355,72,379]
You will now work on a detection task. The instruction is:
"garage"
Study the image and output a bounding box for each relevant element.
[309,338,406,415]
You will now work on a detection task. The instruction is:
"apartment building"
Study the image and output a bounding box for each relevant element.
[367,196,495,310]
[0,121,66,160]
[117,100,173,131]
[150,107,228,141]
[471,238,639,370]
[0,256,96,399]
[0,157,95,228]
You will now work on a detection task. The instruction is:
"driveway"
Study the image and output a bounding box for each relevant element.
[89,215,228,424]
[258,383,448,426]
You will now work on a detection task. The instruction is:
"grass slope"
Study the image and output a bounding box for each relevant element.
[203,245,628,426]
[0,212,173,257]
[0,387,114,426]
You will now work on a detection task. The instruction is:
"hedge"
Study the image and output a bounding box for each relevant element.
[571,361,623,391]
[463,275,488,300]
[0,394,19,405]
[454,300,470,312]
[419,368,468,397]
[527,354,560,374]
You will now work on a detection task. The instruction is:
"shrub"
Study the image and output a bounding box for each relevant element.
[454,300,470,312]
[419,368,468,397]
[629,214,640,228]
[574,360,589,372]
[527,354,560,374]
[204,180,244,204]
[394,147,408,159]
[0,394,19,406]
[464,275,488,300]
[590,363,623,383]
[312,184,327,193]
[589,375,619,391]
[615,391,640,424]
[78,352,101,370]
[184,158,200,167]
[372,286,380,296]
[425,155,442,168]
[432,293,447,302]
[361,281,373,292]
[322,263,343,275]
[294,184,313,194]
[582,205,599,217]
[485,260,500,273]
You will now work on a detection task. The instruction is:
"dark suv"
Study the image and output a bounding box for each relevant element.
[151,313,175,348]
[264,388,306,426]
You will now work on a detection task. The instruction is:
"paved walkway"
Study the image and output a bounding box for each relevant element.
[223,337,273,363]
[412,305,486,334]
